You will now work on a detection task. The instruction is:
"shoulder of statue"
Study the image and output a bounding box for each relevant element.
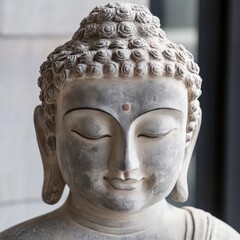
[214,216,240,240]
[183,206,240,240]
[0,220,45,240]
[0,209,72,240]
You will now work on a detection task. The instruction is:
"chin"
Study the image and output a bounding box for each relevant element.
[103,200,141,213]
[100,193,149,213]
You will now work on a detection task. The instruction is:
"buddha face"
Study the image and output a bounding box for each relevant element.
[55,77,188,212]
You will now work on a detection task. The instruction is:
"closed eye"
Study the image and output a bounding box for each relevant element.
[71,130,111,140]
[137,129,176,138]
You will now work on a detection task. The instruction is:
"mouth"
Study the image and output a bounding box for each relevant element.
[104,177,144,191]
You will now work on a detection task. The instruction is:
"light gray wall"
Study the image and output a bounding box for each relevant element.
[0,0,148,36]
[164,0,198,28]
[0,0,149,231]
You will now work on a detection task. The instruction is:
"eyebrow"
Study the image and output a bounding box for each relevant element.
[63,107,119,122]
[137,107,183,118]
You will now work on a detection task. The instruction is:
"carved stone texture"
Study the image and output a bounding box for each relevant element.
[0,2,239,240]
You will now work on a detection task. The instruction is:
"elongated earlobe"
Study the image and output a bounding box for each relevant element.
[170,110,202,202]
[34,105,65,204]
[171,172,188,202]
[42,164,66,204]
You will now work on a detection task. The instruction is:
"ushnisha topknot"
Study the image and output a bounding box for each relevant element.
[38,2,202,145]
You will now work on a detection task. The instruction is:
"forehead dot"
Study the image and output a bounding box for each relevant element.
[122,103,130,111]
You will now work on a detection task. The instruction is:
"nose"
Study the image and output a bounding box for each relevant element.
[107,125,142,180]
[120,136,140,172]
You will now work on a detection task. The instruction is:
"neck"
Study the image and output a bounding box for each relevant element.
[64,193,170,235]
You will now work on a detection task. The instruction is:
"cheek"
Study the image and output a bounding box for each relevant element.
[138,134,186,201]
[56,131,112,185]
[139,133,185,182]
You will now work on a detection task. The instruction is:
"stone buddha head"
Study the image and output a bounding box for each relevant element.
[34,2,202,213]
[2,3,239,239]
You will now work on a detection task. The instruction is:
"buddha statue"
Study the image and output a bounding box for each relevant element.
[1,2,239,239]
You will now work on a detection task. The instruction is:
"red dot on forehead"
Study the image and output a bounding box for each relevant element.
[122,103,130,111]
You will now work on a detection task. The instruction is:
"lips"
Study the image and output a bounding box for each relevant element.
[104,178,143,190]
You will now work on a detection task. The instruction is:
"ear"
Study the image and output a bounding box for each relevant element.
[170,110,202,202]
[34,105,65,204]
